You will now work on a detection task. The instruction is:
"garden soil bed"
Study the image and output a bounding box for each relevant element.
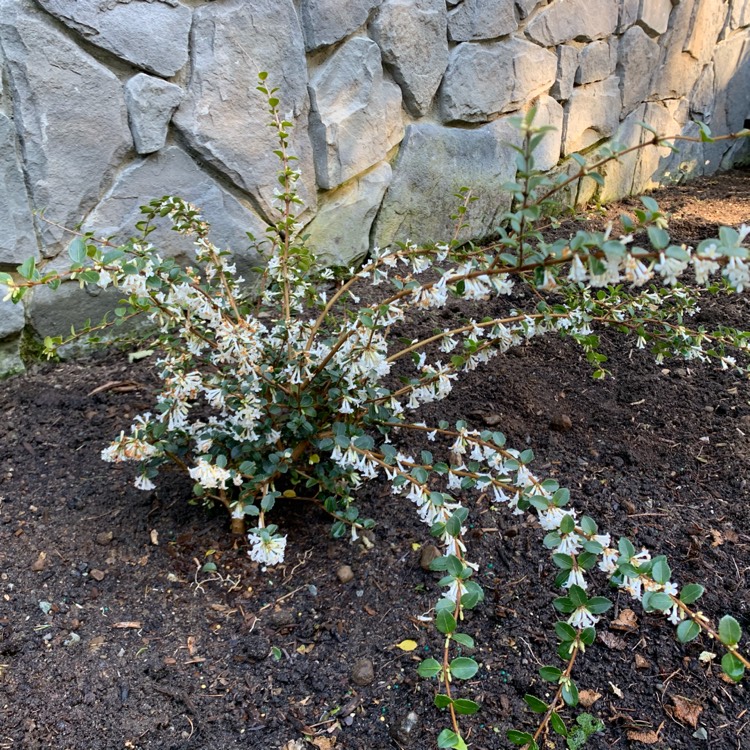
[2,170,750,750]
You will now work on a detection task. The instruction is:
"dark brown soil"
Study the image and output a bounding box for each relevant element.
[2,171,750,750]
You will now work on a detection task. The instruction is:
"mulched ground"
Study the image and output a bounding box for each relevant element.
[1,170,750,750]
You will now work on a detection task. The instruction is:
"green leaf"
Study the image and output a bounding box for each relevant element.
[560,514,575,534]
[417,658,442,678]
[679,583,705,605]
[449,657,478,680]
[555,621,577,641]
[568,585,588,608]
[452,699,480,715]
[647,225,670,250]
[651,556,671,585]
[452,632,475,649]
[446,555,464,577]
[434,694,453,709]
[719,615,742,648]
[436,610,457,635]
[550,711,567,737]
[524,694,548,713]
[722,652,745,682]
[17,256,36,280]
[67,237,87,264]
[539,665,562,683]
[507,730,536,747]
[586,596,612,615]
[562,679,579,707]
[437,728,461,748]
[644,591,673,612]
[676,620,700,643]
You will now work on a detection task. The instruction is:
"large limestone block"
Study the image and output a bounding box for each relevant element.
[0,286,24,339]
[300,0,381,50]
[305,162,392,266]
[308,37,403,190]
[684,0,729,64]
[0,113,37,264]
[440,38,556,122]
[690,62,715,120]
[372,119,522,248]
[0,336,24,378]
[618,0,640,32]
[0,0,132,256]
[652,0,701,99]
[631,100,686,192]
[597,103,647,203]
[575,40,615,85]
[370,0,448,117]
[638,0,673,35]
[731,0,750,29]
[125,74,183,155]
[531,95,564,171]
[82,146,268,272]
[516,0,543,18]
[525,0,618,46]
[174,0,316,219]
[550,45,578,101]
[619,25,659,114]
[448,0,517,41]
[562,76,620,154]
[35,0,191,77]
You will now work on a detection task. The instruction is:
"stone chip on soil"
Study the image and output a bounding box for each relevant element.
[351,657,375,686]
[336,564,354,583]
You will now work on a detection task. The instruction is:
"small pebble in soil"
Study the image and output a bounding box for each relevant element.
[549,413,573,431]
[89,569,106,582]
[351,658,375,686]
[390,711,419,745]
[96,531,114,546]
[336,565,354,584]
[419,544,440,571]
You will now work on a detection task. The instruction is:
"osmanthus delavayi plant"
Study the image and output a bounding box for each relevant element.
[3,76,750,748]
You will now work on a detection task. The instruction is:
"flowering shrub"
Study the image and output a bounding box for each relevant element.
[3,78,750,748]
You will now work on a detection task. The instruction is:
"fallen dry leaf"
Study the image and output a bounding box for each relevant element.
[626,730,659,744]
[150,529,159,546]
[112,621,142,629]
[578,689,602,708]
[710,529,724,547]
[724,528,739,543]
[309,737,336,750]
[396,639,418,652]
[296,643,315,655]
[609,681,624,698]
[187,636,197,656]
[634,654,651,669]
[599,631,627,651]
[31,551,47,572]
[611,608,638,632]
[281,741,305,750]
[671,695,703,728]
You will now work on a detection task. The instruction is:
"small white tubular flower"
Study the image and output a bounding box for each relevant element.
[567,254,587,283]
[623,255,653,287]
[538,268,557,292]
[654,253,688,285]
[538,506,572,531]
[134,474,156,491]
[247,530,287,566]
[564,568,587,590]
[188,459,231,489]
[101,431,160,463]
[569,606,599,629]
[693,243,720,284]
[598,547,619,573]
[723,257,750,292]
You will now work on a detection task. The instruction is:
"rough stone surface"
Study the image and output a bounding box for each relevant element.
[690,62,715,120]
[653,0,703,99]
[82,146,267,272]
[0,336,24,378]
[373,119,522,248]
[0,0,132,256]
[731,0,750,30]
[638,0,673,36]
[35,0,191,77]
[531,95,564,171]
[516,0,543,18]
[631,100,685,192]
[300,0,381,50]
[440,38,556,122]
[597,103,647,202]
[0,286,24,339]
[619,25,659,114]
[308,37,403,190]
[551,45,579,101]
[684,0,729,64]
[0,113,37,264]
[575,40,615,85]
[370,0,448,117]
[447,0,517,41]
[304,162,391,266]
[618,0,639,31]
[526,0,618,46]
[562,75,620,154]
[174,0,316,218]
[125,74,183,155]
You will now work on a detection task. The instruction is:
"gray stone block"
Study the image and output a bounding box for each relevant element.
[35,0,191,77]
[562,75,620,154]
[371,0,448,117]
[526,0,618,46]
[531,95,564,171]
[308,37,403,190]
[372,119,521,248]
[305,162,392,266]
[0,0,132,257]
[619,25,658,114]
[0,287,24,339]
[440,38,557,122]
[174,0,317,219]
[448,0,517,41]
[638,0,673,36]
[300,0,381,50]
[550,45,579,102]
[0,113,37,264]
[575,40,615,85]
[125,74,183,155]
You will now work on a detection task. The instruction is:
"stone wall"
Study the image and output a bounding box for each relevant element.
[1,0,749,375]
